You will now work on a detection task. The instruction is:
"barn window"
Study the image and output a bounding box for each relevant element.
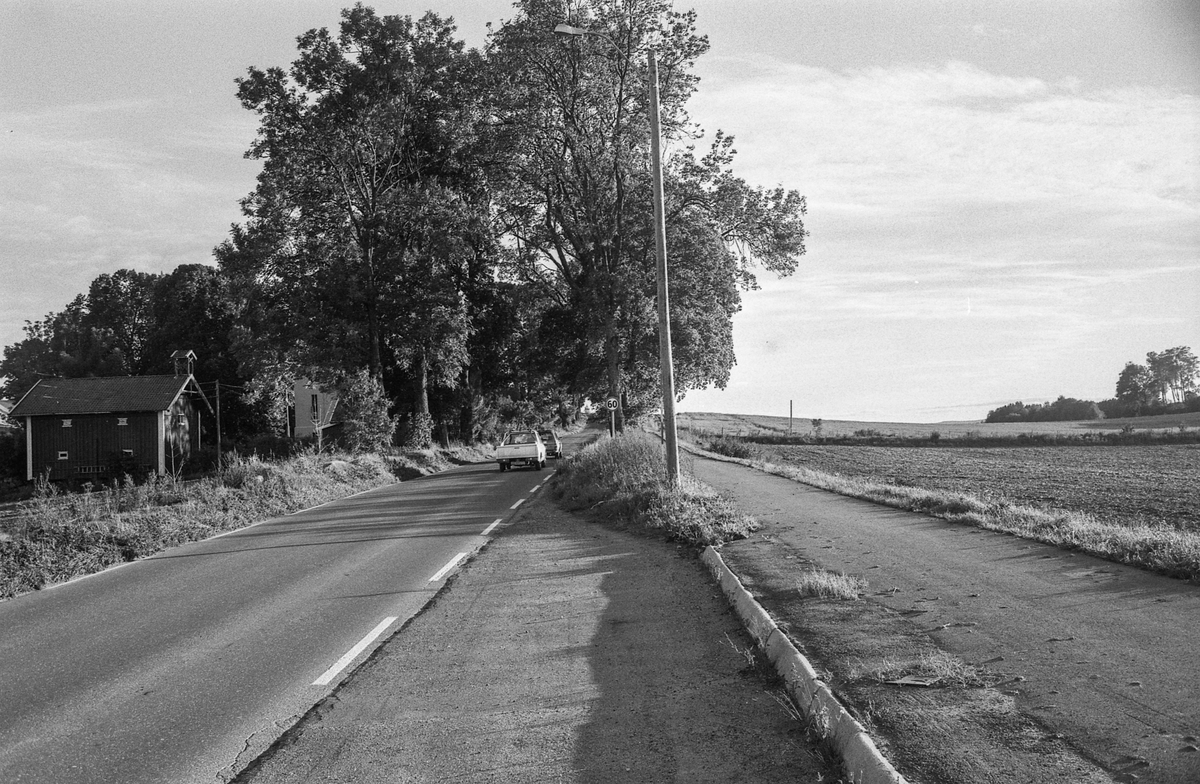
[117,417,128,426]
[58,451,68,460]
[62,419,72,428]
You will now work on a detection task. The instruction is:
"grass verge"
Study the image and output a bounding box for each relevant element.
[550,431,757,546]
[0,448,458,600]
[693,442,1200,582]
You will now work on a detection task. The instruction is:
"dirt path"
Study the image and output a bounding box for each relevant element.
[689,452,1200,784]
[234,493,835,783]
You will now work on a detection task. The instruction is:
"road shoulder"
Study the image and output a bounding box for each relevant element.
[719,535,1109,784]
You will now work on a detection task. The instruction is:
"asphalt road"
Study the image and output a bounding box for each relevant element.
[0,457,555,784]
[690,453,1200,784]
[233,476,831,784]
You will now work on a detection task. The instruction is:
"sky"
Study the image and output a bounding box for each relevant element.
[2,0,1197,422]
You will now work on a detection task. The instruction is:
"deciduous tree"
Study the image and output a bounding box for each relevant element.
[221,4,492,444]
[1115,362,1157,415]
[1147,346,1198,404]
[486,0,806,427]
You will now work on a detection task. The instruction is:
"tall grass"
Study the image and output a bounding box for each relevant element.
[551,432,758,546]
[795,569,867,600]
[0,451,401,600]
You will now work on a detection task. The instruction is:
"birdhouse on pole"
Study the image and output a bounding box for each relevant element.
[171,349,197,377]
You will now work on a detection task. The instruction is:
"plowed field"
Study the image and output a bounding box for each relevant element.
[761,443,1200,532]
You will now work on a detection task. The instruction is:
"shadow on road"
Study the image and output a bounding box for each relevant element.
[562,520,826,782]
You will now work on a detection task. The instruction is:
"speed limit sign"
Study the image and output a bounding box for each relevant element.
[606,397,618,410]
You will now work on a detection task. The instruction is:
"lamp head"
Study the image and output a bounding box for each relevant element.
[554,23,588,38]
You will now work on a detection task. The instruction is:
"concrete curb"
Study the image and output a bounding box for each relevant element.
[702,546,908,784]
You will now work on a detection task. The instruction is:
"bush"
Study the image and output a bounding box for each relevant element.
[337,369,397,453]
[552,432,757,546]
[986,397,1103,423]
[236,434,296,460]
[401,412,435,449]
[705,435,757,460]
[0,429,25,482]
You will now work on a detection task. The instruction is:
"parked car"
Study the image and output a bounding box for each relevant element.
[539,430,563,459]
[496,430,546,471]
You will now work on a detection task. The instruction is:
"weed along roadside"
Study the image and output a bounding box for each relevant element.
[0,446,481,601]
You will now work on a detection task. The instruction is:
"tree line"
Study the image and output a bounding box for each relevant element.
[1,0,807,448]
[985,346,1199,423]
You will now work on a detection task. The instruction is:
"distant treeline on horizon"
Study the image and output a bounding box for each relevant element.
[986,346,1199,423]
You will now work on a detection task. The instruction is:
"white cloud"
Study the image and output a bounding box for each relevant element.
[678,56,1199,420]
[691,56,1198,206]
[0,97,256,350]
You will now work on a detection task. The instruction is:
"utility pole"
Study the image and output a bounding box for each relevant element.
[648,49,679,486]
[553,23,679,486]
[215,380,222,472]
[790,400,793,434]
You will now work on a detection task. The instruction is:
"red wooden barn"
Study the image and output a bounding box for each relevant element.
[10,367,211,482]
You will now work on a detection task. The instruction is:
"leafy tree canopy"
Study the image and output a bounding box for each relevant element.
[485,0,807,426]
[219,4,498,446]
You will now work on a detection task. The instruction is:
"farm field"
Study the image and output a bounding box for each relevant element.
[679,410,1200,439]
[677,412,1200,535]
[752,443,1199,533]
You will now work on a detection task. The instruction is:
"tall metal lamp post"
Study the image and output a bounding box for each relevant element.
[553,23,680,485]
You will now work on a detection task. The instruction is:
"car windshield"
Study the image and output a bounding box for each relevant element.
[503,432,535,445]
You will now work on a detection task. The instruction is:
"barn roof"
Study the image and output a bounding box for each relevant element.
[10,376,207,417]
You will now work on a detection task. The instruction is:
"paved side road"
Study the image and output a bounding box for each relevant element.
[688,452,1200,784]
[235,494,835,783]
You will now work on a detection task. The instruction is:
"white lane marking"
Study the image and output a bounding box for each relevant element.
[313,616,398,686]
[482,518,503,536]
[510,498,525,510]
[430,552,469,582]
[529,485,541,493]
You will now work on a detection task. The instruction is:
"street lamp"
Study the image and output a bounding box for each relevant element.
[554,22,680,485]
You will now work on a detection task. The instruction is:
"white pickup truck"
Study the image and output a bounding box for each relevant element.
[496,430,546,471]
